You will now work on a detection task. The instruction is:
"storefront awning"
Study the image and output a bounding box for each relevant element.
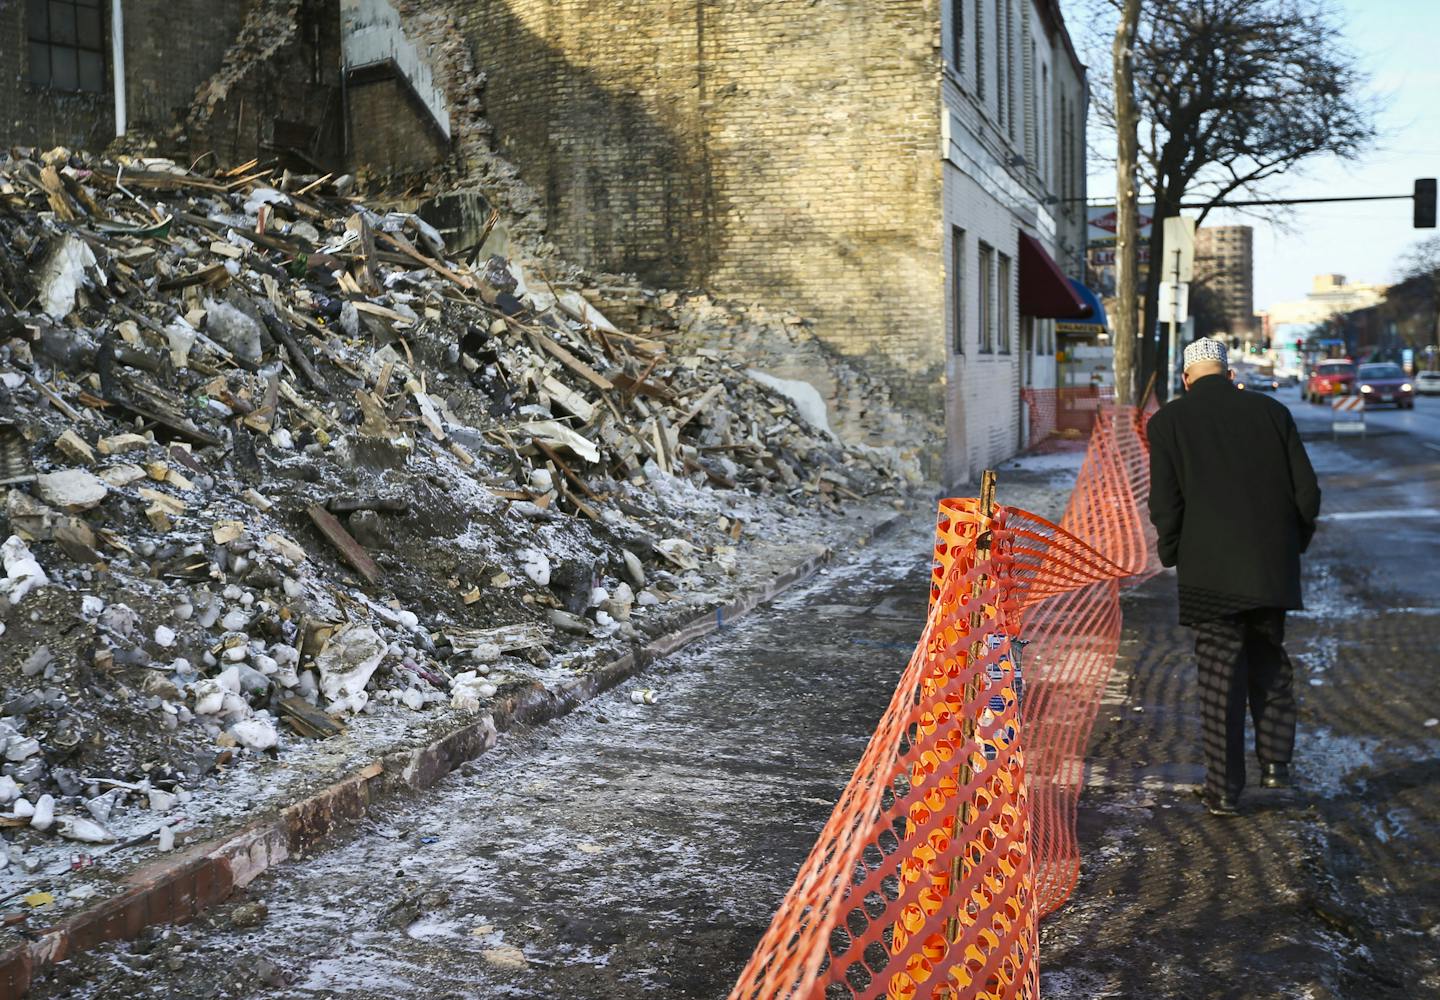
[1056,279,1109,335]
[1018,232,1091,319]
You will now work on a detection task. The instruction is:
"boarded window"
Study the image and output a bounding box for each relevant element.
[28,0,106,93]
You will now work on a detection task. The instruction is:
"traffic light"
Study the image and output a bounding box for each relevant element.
[1415,178,1436,228]
[1295,339,1303,353]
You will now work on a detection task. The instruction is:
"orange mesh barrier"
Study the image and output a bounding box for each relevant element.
[729,405,1159,999]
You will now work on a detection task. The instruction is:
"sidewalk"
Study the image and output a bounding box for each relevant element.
[1039,427,1440,999]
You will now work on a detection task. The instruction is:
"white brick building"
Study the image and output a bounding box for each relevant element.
[940,0,1090,483]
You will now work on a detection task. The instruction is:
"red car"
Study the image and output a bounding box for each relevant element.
[1305,360,1356,403]
[1354,362,1415,409]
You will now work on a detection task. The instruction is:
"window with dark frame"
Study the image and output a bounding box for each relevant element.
[952,0,963,74]
[997,252,1012,354]
[1005,0,1016,141]
[951,227,966,354]
[978,241,994,354]
[28,0,106,94]
[994,0,1004,128]
[974,0,985,101]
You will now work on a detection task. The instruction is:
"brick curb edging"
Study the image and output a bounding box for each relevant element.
[0,509,906,998]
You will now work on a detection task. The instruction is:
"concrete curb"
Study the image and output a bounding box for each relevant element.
[0,509,906,997]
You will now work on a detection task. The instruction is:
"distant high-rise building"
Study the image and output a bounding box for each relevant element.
[1194,225,1255,337]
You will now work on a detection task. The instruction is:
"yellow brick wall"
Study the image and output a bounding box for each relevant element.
[443,0,948,449]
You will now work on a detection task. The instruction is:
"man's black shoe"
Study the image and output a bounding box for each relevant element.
[1192,786,1241,816]
[1261,762,1291,789]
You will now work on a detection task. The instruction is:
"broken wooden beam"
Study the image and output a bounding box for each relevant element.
[533,334,614,391]
[307,503,383,584]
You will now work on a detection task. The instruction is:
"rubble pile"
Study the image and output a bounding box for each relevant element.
[0,146,908,867]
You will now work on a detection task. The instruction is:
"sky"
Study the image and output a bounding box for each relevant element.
[1082,0,1440,312]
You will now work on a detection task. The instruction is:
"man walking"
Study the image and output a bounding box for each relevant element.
[1146,338,1322,816]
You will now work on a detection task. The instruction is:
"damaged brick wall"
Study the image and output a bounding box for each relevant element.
[345,72,449,177]
[182,0,344,171]
[1,0,115,149]
[397,0,947,457]
[0,0,249,152]
[123,1,252,139]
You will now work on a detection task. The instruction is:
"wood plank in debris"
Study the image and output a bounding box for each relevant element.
[533,439,602,502]
[541,375,596,422]
[38,166,78,220]
[278,695,345,739]
[375,230,476,293]
[533,335,614,391]
[307,503,382,584]
[676,384,724,430]
[156,263,230,293]
[610,371,673,401]
[519,420,600,464]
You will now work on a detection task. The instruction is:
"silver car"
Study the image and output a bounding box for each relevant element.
[1417,370,1440,396]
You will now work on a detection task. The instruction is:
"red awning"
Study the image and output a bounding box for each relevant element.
[1018,232,1091,319]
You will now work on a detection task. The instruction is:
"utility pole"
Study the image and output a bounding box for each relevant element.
[1111,0,1142,406]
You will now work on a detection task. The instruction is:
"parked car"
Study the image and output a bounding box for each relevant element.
[1416,370,1440,396]
[1354,362,1415,409]
[1305,360,1356,403]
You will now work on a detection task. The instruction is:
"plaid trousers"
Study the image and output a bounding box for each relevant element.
[1193,607,1297,799]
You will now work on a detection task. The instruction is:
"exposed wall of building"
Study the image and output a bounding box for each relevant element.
[123,0,252,137]
[425,0,947,457]
[183,0,344,171]
[346,71,449,176]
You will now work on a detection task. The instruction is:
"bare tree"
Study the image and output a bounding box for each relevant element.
[1397,235,1440,350]
[1111,0,1143,404]
[1087,0,1375,397]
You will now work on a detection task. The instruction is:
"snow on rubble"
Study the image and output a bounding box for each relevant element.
[0,146,914,902]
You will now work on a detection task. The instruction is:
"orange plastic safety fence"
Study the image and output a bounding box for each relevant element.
[729,406,1160,999]
[731,409,1157,1000]
[1003,407,1160,913]
[728,498,1036,1000]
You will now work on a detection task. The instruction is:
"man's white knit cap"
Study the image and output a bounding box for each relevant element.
[1182,337,1229,371]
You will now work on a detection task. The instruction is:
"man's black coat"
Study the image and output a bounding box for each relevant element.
[1146,373,1321,623]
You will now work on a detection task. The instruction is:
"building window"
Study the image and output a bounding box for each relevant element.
[1005,1,1016,141]
[28,0,105,93]
[978,241,994,354]
[1041,64,1050,183]
[974,0,985,101]
[1025,38,1036,163]
[994,0,1004,127]
[951,227,966,354]
[952,0,963,74]
[997,252,1012,354]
